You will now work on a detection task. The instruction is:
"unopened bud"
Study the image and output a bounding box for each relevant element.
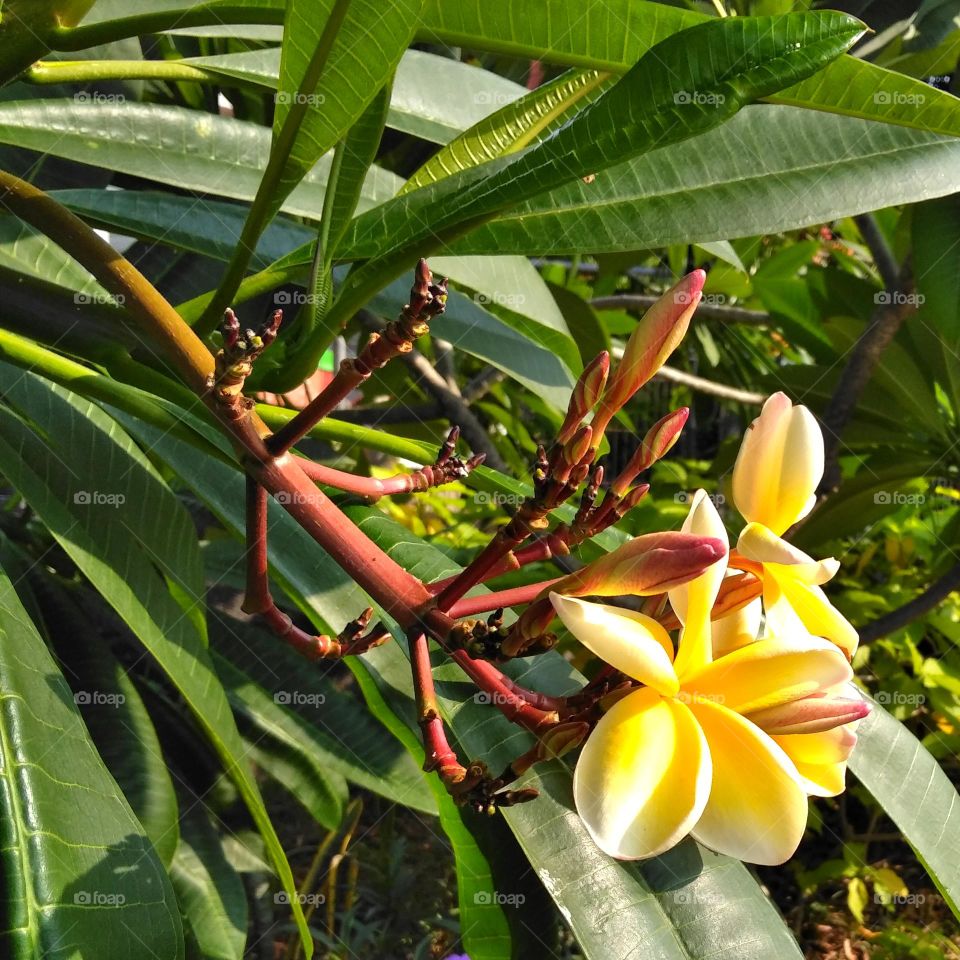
[745,696,870,736]
[611,408,689,497]
[591,271,704,444]
[563,425,594,466]
[550,530,727,598]
[558,352,610,443]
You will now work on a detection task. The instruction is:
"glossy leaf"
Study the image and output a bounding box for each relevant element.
[170,804,247,960]
[264,0,420,222]
[437,107,960,256]
[849,699,960,919]
[0,368,312,954]
[0,563,184,959]
[0,100,400,221]
[333,12,864,314]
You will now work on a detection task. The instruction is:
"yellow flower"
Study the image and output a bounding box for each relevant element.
[551,591,857,865]
[732,392,822,536]
[731,392,858,659]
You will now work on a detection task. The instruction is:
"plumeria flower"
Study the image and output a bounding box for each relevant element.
[552,493,867,865]
[731,392,858,659]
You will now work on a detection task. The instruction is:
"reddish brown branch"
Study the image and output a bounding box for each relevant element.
[446,579,562,618]
[266,260,447,456]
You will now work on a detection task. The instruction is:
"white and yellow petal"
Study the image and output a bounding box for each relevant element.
[732,393,823,536]
[738,522,839,585]
[550,593,678,696]
[763,568,859,659]
[573,687,712,860]
[669,490,729,679]
[687,699,808,865]
[711,596,762,658]
[773,727,858,797]
[679,634,852,715]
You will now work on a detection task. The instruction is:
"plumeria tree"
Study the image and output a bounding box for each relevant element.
[1,2,960,959]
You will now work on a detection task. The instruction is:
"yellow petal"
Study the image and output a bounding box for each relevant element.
[687,699,808,865]
[763,567,859,659]
[573,687,711,860]
[550,594,678,696]
[737,523,839,585]
[670,490,729,679]
[732,394,823,535]
[774,726,858,765]
[788,759,849,797]
[711,597,762,658]
[680,634,852,715]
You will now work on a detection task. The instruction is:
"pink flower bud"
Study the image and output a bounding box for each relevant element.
[591,271,704,444]
[558,352,610,444]
[551,530,727,598]
[745,695,870,735]
[610,407,689,496]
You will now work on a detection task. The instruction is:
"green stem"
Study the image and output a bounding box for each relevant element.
[26,59,222,86]
[0,329,232,465]
[196,0,353,337]
[52,6,286,51]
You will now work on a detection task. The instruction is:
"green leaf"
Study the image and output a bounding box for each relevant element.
[189,46,527,146]
[206,607,435,814]
[849,699,960,919]
[332,12,864,318]
[913,194,960,345]
[401,68,611,194]
[0,562,184,959]
[265,0,420,222]
[0,368,312,955]
[0,100,401,220]
[171,803,248,960]
[437,107,960,256]
[37,582,181,867]
[417,0,960,138]
[213,652,348,830]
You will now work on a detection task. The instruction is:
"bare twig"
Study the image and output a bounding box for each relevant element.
[854,213,899,289]
[858,561,960,643]
[819,259,915,494]
[654,366,764,404]
[592,294,768,326]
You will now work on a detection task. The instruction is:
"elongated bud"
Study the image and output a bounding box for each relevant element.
[745,696,870,736]
[591,271,704,445]
[611,407,689,497]
[563,425,594,466]
[549,530,727,598]
[558,352,610,443]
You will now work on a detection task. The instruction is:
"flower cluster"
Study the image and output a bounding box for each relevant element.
[550,394,865,865]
